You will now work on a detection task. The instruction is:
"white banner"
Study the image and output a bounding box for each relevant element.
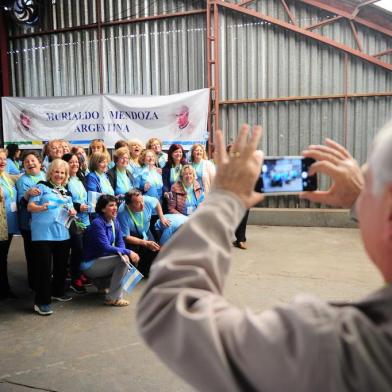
[1,89,210,149]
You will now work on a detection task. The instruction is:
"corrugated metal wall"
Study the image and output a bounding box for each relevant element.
[5,0,392,208]
[8,0,207,96]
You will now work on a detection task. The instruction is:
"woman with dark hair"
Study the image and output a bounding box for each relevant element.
[81,195,139,306]
[162,144,187,207]
[6,144,21,175]
[16,151,45,291]
[62,153,90,293]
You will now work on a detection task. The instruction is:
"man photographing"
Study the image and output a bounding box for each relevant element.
[137,122,392,391]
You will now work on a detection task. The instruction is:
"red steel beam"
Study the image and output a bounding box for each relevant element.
[213,2,220,132]
[373,48,392,58]
[8,9,207,40]
[298,0,392,38]
[219,91,392,105]
[305,15,343,30]
[280,0,297,25]
[239,0,257,6]
[0,10,10,97]
[215,0,392,71]
[349,21,363,52]
[351,0,380,19]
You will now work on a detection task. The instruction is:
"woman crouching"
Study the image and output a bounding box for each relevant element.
[81,195,140,307]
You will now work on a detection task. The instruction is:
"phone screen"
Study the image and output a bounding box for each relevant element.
[255,156,317,194]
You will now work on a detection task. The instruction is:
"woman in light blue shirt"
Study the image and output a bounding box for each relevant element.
[16,151,45,291]
[86,152,115,196]
[128,139,145,188]
[140,149,163,203]
[0,149,18,299]
[28,159,77,316]
[63,153,90,294]
[106,147,135,198]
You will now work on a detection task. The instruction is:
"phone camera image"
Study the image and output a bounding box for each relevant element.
[256,156,317,195]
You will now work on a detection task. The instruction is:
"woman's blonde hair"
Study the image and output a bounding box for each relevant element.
[128,139,145,157]
[146,138,162,150]
[139,149,157,166]
[89,152,108,172]
[190,143,207,162]
[180,164,196,182]
[113,147,130,164]
[46,159,70,185]
[88,139,111,162]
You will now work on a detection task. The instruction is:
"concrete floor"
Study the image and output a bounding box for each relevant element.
[0,226,382,392]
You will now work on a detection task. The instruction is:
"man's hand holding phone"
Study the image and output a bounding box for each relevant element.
[300,138,364,208]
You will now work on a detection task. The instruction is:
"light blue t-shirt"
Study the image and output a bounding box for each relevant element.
[16,171,46,231]
[192,161,204,189]
[0,174,18,234]
[183,185,198,216]
[6,158,21,175]
[140,167,163,202]
[67,176,90,227]
[128,161,142,189]
[117,195,158,240]
[29,183,73,241]
[115,169,134,196]
[155,213,188,246]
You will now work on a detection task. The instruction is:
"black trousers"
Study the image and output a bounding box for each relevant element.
[235,210,250,243]
[33,240,70,305]
[20,229,36,290]
[0,234,13,295]
[70,232,84,281]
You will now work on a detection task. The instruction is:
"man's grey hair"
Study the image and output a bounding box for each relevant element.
[369,120,392,195]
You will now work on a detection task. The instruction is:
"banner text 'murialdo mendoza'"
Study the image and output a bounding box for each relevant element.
[45,110,159,121]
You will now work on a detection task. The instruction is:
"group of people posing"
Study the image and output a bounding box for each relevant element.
[0,137,217,315]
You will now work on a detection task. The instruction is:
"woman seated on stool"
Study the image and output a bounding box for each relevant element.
[169,165,204,216]
[81,195,140,307]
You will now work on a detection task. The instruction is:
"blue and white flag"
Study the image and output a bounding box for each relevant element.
[121,264,143,294]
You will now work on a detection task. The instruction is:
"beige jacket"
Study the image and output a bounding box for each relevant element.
[137,190,392,392]
[0,187,8,241]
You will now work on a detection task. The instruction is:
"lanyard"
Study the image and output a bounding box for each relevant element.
[0,174,14,199]
[182,182,194,203]
[171,165,181,183]
[13,160,20,170]
[126,205,144,228]
[110,220,116,246]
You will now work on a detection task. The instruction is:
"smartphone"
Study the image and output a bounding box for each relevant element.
[255,156,317,195]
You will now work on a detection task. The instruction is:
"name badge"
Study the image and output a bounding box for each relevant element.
[10,201,17,212]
